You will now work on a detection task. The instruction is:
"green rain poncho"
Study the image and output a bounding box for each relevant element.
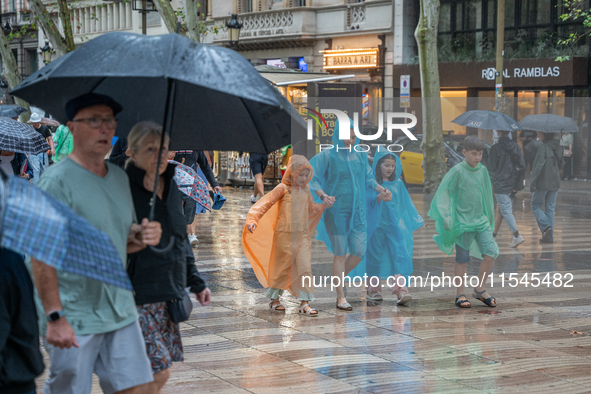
[428,161,499,259]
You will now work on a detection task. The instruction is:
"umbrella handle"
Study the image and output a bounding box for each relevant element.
[149,235,175,254]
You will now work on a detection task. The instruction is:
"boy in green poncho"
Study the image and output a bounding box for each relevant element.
[428,136,499,309]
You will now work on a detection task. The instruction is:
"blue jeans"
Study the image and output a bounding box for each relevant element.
[531,190,558,240]
[495,193,518,234]
[28,152,47,185]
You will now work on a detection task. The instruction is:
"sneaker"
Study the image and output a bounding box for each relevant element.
[250,195,256,204]
[509,234,525,248]
[188,234,199,246]
[393,287,412,305]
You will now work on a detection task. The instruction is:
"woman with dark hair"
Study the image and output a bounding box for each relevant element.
[125,121,211,394]
[531,132,562,244]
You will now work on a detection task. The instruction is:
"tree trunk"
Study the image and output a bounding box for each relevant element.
[0,31,30,120]
[185,0,200,42]
[57,0,75,52]
[414,0,446,194]
[29,0,70,56]
[154,0,187,36]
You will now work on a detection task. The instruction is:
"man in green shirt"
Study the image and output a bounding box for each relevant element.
[30,93,162,394]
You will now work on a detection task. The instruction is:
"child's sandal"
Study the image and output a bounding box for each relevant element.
[473,289,496,307]
[298,304,318,317]
[269,300,285,312]
[455,294,471,308]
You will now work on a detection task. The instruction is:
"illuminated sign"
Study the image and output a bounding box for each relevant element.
[322,48,378,70]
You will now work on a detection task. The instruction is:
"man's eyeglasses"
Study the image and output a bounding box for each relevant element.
[71,117,118,129]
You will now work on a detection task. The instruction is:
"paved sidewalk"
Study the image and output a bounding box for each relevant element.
[35,187,591,393]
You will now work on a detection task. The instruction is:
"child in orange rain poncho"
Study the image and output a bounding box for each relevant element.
[241,155,325,316]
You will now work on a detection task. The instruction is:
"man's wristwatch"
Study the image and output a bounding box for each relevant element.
[46,310,65,322]
[320,194,328,201]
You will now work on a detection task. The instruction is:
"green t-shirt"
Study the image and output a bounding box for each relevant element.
[31,157,138,336]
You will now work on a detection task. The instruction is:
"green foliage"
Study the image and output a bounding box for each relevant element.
[556,0,591,61]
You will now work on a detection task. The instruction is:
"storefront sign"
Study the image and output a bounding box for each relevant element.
[392,58,587,89]
[400,75,410,107]
[298,57,308,72]
[482,66,561,80]
[322,48,378,70]
[267,59,286,68]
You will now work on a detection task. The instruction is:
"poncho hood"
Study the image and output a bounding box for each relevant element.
[282,155,313,187]
[372,149,402,181]
[331,116,359,152]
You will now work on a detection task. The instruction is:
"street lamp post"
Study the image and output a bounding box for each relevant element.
[226,14,242,51]
[41,41,53,65]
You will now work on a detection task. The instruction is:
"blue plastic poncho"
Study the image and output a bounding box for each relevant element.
[348,149,424,280]
[309,117,379,258]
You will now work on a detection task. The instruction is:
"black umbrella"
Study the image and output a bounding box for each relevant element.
[452,110,522,132]
[11,32,304,153]
[12,32,305,253]
[519,114,579,133]
[0,105,27,118]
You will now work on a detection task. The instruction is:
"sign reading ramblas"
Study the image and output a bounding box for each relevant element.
[306,109,418,142]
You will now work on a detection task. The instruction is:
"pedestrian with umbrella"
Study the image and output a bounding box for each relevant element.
[0,116,50,182]
[125,122,211,393]
[28,93,163,393]
[0,104,27,118]
[27,112,54,183]
[519,114,576,244]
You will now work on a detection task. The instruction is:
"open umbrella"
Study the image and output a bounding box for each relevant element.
[11,32,305,253]
[41,117,60,127]
[10,32,304,154]
[169,159,211,211]
[452,110,522,132]
[0,117,50,154]
[0,170,132,290]
[519,114,579,133]
[0,104,27,118]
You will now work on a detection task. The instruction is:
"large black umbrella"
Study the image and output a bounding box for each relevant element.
[0,105,27,118]
[452,110,522,132]
[10,32,304,153]
[519,114,579,133]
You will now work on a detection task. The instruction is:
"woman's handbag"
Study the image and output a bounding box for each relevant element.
[167,291,193,324]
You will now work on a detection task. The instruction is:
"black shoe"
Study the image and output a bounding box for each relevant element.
[541,227,553,243]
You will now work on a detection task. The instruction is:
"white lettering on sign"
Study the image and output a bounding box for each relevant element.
[481,66,561,80]
[513,66,560,78]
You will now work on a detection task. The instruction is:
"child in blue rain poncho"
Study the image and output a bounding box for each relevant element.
[309,117,391,311]
[348,149,424,305]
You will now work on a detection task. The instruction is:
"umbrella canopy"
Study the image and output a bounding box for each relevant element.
[169,160,211,211]
[519,114,579,133]
[0,117,50,154]
[11,32,304,153]
[41,117,60,127]
[452,110,522,132]
[0,104,27,118]
[0,170,132,290]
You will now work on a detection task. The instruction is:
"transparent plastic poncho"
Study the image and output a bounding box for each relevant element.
[428,161,499,260]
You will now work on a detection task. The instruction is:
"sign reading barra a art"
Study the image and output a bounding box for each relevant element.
[323,48,378,70]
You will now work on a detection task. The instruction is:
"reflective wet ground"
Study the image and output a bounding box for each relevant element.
[36,185,591,393]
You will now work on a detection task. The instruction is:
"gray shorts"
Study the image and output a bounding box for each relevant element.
[42,321,153,394]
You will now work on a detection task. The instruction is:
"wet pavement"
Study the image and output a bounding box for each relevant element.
[36,185,591,393]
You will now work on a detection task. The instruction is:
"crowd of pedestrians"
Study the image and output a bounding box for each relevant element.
[0,95,569,393]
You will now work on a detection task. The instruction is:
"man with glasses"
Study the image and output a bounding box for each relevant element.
[29,93,161,394]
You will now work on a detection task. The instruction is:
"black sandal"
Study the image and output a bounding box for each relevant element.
[455,294,471,308]
[473,289,496,307]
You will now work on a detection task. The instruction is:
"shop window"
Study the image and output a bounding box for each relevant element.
[441,90,467,135]
[439,3,451,32]
[465,0,482,30]
[486,0,495,29]
[521,0,551,26]
[27,49,37,76]
[505,1,515,27]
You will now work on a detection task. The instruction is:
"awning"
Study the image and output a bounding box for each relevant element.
[255,65,355,86]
